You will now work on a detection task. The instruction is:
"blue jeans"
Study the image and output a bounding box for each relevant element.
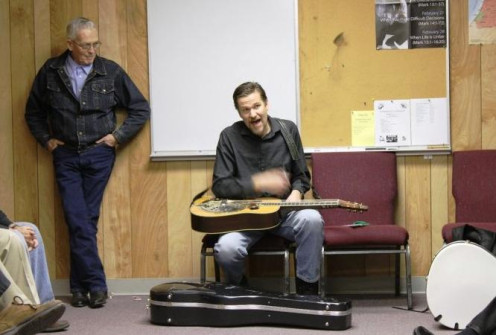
[52,144,115,294]
[214,209,324,284]
[13,222,54,303]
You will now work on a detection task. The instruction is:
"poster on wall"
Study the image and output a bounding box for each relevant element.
[374,100,411,146]
[373,98,448,148]
[469,0,496,44]
[410,98,449,146]
[375,0,446,50]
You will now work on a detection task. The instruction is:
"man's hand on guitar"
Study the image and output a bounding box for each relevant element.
[286,189,303,202]
[252,168,290,197]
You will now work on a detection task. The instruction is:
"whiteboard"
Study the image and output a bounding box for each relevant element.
[147,0,300,160]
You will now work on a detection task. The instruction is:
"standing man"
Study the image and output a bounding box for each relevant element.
[212,82,323,295]
[25,17,150,308]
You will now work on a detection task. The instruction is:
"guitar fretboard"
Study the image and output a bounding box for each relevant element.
[244,199,341,208]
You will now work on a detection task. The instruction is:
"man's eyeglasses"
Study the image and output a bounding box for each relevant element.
[72,41,102,50]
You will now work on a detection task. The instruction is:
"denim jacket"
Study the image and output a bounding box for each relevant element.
[25,50,150,150]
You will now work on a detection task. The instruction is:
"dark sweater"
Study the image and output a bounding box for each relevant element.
[0,210,12,229]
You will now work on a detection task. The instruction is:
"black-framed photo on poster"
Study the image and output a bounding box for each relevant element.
[375,0,446,50]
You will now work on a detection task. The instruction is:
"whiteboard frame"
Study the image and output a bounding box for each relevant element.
[147,0,301,161]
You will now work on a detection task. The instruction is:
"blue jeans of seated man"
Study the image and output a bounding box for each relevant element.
[214,209,324,284]
[52,144,115,294]
[13,222,54,303]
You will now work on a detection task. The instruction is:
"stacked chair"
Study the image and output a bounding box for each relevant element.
[442,150,496,242]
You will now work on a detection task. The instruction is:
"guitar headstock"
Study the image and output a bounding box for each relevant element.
[338,200,368,213]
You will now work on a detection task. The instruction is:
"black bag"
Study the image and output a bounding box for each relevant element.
[149,281,352,330]
[452,224,496,256]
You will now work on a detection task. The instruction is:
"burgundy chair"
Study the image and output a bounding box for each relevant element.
[311,152,412,309]
[442,150,496,243]
[200,234,292,294]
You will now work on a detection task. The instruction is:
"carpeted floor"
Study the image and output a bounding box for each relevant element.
[56,292,459,335]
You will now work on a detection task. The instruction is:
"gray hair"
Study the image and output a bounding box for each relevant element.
[66,17,97,40]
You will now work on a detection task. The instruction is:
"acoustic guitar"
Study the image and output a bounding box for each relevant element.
[190,195,368,234]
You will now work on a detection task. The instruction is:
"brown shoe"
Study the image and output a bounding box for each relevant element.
[0,297,66,335]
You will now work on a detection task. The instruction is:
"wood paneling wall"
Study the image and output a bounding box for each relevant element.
[0,0,494,283]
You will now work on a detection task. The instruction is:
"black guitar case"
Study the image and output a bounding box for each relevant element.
[149,281,352,330]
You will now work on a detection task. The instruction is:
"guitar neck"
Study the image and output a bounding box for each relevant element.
[195,197,368,213]
[255,199,341,208]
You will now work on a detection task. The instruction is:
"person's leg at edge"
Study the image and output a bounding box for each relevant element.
[13,222,54,304]
[413,296,496,335]
[0,261,33,310]
[466,295,496,335]
[0,263,65,335]
[0,230,39,304]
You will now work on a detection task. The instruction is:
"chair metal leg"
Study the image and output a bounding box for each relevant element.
[201,243,221,283]
[283,249,290,294]
[405,244,413,310]
[214,259,220,282]
[395,251,400,296]
[200,247,207,283]
[319,246,326,298]
[291,246,297,293]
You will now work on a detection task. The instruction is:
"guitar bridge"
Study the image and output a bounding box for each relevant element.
[248,202,260,210]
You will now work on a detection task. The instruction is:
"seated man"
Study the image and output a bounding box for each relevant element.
[0,229,65,334]
[0,210,69,331]
[212,82,324,294]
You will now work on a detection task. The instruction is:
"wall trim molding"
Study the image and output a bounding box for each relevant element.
[52,276,427,296]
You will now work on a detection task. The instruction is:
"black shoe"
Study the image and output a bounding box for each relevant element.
[89,291,107,308]
[413,326,434,335]
[70,292,88,307]
[239,275,248,287]
[295,277,319,295]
